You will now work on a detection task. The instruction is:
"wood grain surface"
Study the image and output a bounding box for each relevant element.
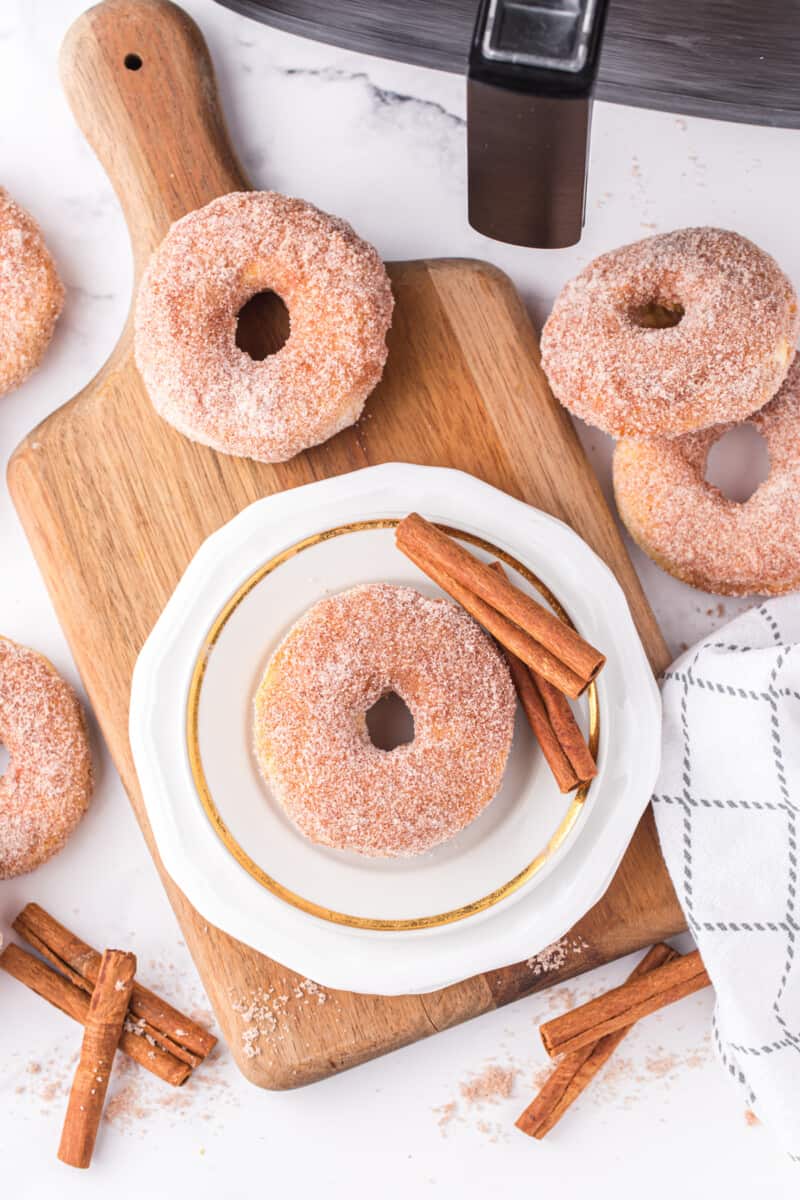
[7,0,684,1089]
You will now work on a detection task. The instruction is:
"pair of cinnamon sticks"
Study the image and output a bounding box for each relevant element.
[396,513,602,792]
[517,945,711,1138]
[1,903,216,1168]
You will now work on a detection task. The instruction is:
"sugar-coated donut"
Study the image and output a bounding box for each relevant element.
[253,583,516,857]
[0,188,64,397]
[541,228,798,438]
[134,191,394,463]
[0,638,93,879]
[614,356,800,596]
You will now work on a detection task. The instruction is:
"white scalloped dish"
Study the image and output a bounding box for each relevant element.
[130,464,661,995]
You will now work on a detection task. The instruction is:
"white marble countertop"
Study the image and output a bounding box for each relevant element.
[1,1,798,1194]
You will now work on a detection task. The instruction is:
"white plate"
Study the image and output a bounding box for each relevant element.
[190,520,597,927]
[131,464,661,994]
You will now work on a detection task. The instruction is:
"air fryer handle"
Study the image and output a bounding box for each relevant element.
[467,0,608,249]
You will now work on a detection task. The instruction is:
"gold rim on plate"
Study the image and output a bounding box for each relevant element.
[186,519,600,931]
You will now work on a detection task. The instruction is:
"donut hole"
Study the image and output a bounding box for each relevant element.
[629,301,685,329]
[365,691,415,752]
[124,54,143,71]
[0,741,8,777]
[235,291,291,361]
[705,424,771,503]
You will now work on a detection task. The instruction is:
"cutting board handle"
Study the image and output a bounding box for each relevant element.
[60,0,249,271]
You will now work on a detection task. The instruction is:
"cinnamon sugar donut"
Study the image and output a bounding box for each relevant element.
[0,188,64,397]
[134,191,394,462]
[614,356,800,596]
[253,583,516,857]
[542,228,798,438]
[0,638,93,879]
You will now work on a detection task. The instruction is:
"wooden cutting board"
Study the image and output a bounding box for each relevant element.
[8,0,685,1089]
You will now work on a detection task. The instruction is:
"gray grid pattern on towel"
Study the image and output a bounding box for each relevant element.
[653,604,800,1105]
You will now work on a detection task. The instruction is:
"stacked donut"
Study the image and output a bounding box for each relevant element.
[541,228,800,596]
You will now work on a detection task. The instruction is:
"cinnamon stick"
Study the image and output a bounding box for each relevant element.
[399,538,586,697]
[516,943,678,1138]
[535,672,598,786]
[396,513,605,692]
[490,563,597,791]
[540,949,711,1058]
[58,949,136,1169]
[505,649,580,792]
[13,903,215,1066]
[0,944,190,1087]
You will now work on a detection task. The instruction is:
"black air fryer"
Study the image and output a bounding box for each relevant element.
[214,0,800,248]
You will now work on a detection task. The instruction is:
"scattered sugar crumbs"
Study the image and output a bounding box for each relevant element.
[14,1040,236,1141]
[433,1061,519,1143]
[434,1100,457,1135]
[547,1025,712,1119]
[460,1063,518,1105]
[101,1049,237,1137]
[433,984,713,1141]
[230,977,329,1060]
[14,1049,79,1113]
[526,935,589,978]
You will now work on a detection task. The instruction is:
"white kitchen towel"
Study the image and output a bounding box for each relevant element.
[653,597,800,1157]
